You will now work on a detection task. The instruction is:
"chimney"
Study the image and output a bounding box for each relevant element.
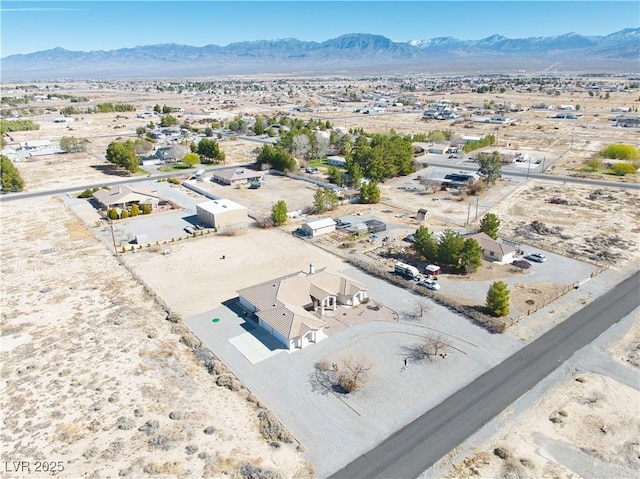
[309,263,315,274]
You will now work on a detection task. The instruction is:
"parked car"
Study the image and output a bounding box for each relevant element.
[511,259,532,269]
[417,279,441,291]
[184,226,195,235]
[403,234,416,243]
[525,253,547,263]
[337,222,352,230]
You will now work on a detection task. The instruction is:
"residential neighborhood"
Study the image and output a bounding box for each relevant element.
[1,63,639,479]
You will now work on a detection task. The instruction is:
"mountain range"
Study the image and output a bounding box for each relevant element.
[2,29,638,81]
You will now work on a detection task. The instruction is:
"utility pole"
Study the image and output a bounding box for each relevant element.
[466,201,471,226]
[109,219,119,258]
[527,155,532,178]
[475,196,479,221]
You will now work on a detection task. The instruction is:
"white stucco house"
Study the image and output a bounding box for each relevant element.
[465,232,517,264]
[237,265,368,350]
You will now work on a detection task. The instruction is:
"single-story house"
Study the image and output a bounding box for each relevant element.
[465,232,517,263]
[154,146,182,163]
[442,173,480,188]
[428,144,449,155]
[301,218,336,237]
[326,156,347,167]
[196,199,248,230]
[238,265,368,349]
[93,185,162,210]
[211,168,265,186]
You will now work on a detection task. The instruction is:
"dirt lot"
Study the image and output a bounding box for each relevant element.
[445,311,640,479]
[0,197,310,478]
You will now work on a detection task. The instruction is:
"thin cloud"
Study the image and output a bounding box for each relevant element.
[1,8,83,12]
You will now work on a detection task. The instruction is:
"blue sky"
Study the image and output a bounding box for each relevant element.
[1,1,638,57]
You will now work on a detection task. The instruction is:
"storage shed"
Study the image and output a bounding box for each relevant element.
[364,219,386,233]
[196,199,248,230]
[301,218,336,237]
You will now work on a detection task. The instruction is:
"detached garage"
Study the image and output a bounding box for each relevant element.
[301,218,336,237]
[196,199,248,231]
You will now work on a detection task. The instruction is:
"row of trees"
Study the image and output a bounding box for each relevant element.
[107,203,152,220]
[412,214,501,271]
[462,134,496,153]
[414,227,483,273]
[1,119,40,134]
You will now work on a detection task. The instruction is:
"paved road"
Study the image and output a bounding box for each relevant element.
[423,160,640,190]
[0,163,254,202]
[330,271,640,479]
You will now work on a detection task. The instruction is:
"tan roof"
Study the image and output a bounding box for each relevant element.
[93,184,161,207]
[466,232,516,256]
[238,269,367,340]
[213,168,264,182]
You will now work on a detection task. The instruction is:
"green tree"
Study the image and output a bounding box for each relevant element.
[136,126,147,137]
[486,281,510,317]
[254,116,265,135]
[107,208,119,220]
[479,213,501,239]
[0,155,25,192]
[130,203,140,216]
[120,209,130,219]
[437,229,465,266]
[327,166,344,186]
[271,200,288,226]
[59,136,86,153]
[414,226,438,262]
[460,238,483,273]
[477,151,502,185]
[359,182,380,204]
[256,144,297,172]
[160,114,178,127]
[105,140,138,173]
[141,204,152,215]
[345,158,363,187]
[313,187,338,213]
[182,153,201,167]
[198,139,225,164]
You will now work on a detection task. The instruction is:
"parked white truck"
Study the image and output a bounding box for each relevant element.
[394,262,420,280]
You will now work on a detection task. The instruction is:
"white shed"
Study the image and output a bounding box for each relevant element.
[301,218,336,237]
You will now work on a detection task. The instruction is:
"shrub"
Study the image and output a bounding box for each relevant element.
[339,376,358,393]
[130,203,140,216]
[610,162,636,176]
[602,144,640,161]
[107,208,119,220]
[120,209,129,219]
[168,177,181,184]
[142,204,152,215]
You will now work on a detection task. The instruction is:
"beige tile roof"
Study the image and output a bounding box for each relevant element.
[466,232,516,256]
[93,184,161,207]
[238,269,367,340]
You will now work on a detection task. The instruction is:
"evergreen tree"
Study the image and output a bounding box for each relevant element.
[360,182,380,204]
[460,238,483,273]
[479,213,501,239]
[414,226,438,262]
[437,229,465,266]
[0,155,25,192]
[271,200,288,226]
[130,204,140,216]
[486,281,510,317]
